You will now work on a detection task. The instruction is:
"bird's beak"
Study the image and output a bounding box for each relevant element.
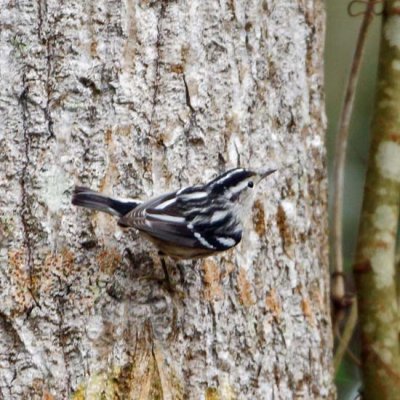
[257,168,277,181]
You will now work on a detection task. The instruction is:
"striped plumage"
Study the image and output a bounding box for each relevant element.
[72,168,276,259]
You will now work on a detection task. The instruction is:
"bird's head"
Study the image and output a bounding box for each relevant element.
[208,167,276,208]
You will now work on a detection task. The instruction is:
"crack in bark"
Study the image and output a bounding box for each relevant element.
[45,36,55,140]
[0,312,24,397]
[55,276,72,394]
[37,0,44,40]
[183,73,195,114]
[19,75,39,309]
[182,72,199,135]
[38,0,55,140]
[0,301,50,394]
[148,1,167,136]
[208,302,218,365]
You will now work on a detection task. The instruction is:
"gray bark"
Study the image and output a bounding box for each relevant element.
[0,0,333,398]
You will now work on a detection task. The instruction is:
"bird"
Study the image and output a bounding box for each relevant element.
[71,167,276,260]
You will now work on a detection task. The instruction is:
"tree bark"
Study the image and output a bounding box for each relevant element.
[0,0,333,398]
[353,1,400,397]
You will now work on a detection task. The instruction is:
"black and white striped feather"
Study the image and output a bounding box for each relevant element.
[118,185,242,255]
[72,168,275,259]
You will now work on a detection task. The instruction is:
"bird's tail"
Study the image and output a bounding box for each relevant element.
[71,186,141,217]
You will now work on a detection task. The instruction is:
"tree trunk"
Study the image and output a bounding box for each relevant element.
[353,1,400,397]
[0,0,333,398]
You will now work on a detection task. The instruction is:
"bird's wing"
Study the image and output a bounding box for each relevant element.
[118,190,241,251]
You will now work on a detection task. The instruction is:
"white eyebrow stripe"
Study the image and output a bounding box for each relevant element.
[179,191,208,201]
[194,232,215,249]
[229,180,249,195]
[216,237,236,247]
[214,169,244,185]
[147,213,186,223]
[155,198,177,210]
[210,210,229,223]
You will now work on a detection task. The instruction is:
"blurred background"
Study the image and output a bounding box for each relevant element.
[325,1,381,398]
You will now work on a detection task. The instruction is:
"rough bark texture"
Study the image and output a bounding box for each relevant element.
[353,1,400,398]
[0,0,333,398]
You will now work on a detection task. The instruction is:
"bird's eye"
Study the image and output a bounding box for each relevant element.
[248,181,254,188]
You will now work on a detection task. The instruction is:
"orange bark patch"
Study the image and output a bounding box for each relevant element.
[61,248,75,271]
[99,128,118,193]
[8,249,27,274]
[42,392,55,400]
[90,40,97,57]
[32,249,77,295]
[205,388,219,400]
[43,252,61,271]
[276,204,293,256]
[42,249,75,274]
[252,200,266,236]
[7,249,34,314]
[265,288,282,318]
[237,267,256,306]
[222,260,235,278]
[104,128,112,146]
[309,282,324,309]
[202,259,223,301]
[301,298,314,325]
[169,64,184,74]
[114,125,132,137]
[97,249,121,274]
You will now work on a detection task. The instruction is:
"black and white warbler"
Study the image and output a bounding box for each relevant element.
[72,168,276,259]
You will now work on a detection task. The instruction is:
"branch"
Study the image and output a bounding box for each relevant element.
[334,301,358,374]
[353,1,400,396]
[331,0,376,328]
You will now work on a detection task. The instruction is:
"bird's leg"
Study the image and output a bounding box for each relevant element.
[176,262,186,286]
[158,251,173,292]
[158,253,186,298]
[158,251,171,284]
